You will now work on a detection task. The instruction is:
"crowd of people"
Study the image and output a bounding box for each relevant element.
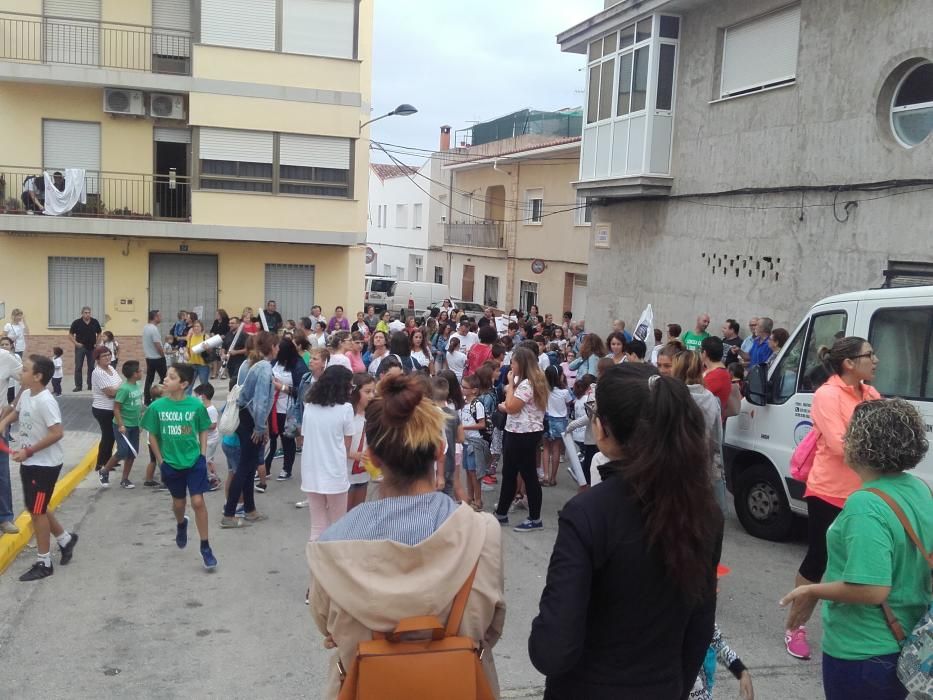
[0,297,930,699]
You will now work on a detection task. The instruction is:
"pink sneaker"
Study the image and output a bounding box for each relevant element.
[784,626,811,659]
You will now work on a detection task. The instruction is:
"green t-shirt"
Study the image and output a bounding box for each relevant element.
[822,473,933,660]
[681,331,710,352]
[140,396,211,470]
[113,381,143,428]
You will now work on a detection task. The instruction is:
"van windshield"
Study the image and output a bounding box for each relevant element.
[370,280,395,294]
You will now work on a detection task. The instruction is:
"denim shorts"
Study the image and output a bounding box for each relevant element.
[466,437,490,478]
[545,416,568,440]
[221,441,241,474]
[113,425,140,460]
[464,443,477,472]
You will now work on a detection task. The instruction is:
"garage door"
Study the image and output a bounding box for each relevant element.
[149,253,218,337]
[264,263,315,323]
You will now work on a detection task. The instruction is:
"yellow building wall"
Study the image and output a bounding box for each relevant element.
[0,233,365,335]
[513,159,587,264]
[101,0,150,25]
[191,190,365,234]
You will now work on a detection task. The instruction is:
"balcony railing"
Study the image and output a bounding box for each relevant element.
[0,167,190,221]
[0,11,191,74]
[444,222,505,249]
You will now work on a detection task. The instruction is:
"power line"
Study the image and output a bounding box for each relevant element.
[372,140,583,164]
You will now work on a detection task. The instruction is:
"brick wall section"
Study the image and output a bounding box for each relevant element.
[23,335,145,377]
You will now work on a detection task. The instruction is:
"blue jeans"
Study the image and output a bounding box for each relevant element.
[822,652,906,700]
[191,364,210,394]
[0,427,13,522]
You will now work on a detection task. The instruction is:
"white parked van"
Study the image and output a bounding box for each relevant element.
[724,285,933,541]
[386,281,450,316]
[364,275,395,312]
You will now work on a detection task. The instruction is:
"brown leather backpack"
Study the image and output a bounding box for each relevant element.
[336,563,494,700]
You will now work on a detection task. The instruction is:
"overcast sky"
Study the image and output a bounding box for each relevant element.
[369,0,604,164]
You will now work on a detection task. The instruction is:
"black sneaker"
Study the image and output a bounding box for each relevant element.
[254,482,267,493]
[98,470,110,487]
[72,387,82,392]
[143,480,160,488]
[176,516,189,549]
[120,479,135,489]
[19,561,53,581]
[59,532,78,565]
[276,471,291,481]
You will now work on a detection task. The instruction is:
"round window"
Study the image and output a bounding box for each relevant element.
[891,61,933,147]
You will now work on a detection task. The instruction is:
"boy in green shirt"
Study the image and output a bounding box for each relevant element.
[99,360,143,489]
[140,363,217,570]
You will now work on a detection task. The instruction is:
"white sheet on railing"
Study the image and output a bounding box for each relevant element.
[43,169,87,216]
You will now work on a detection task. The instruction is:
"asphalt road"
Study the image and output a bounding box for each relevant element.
[0,388,824,699]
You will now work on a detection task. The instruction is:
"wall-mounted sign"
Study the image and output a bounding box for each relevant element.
[594,223,611,249]
[365,246,375,264]
[531,259,546,274]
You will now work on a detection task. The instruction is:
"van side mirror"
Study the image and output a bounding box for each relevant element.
[745,364,769,406]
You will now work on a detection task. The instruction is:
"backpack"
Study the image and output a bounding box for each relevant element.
[867,487,933,699]
[336,563,494,700]
[392,353,423,374]
[218,383,241,436]
[546,351,560,368]
[469,398,492,444]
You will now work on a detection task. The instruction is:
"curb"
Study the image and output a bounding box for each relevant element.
[0,444,99,575]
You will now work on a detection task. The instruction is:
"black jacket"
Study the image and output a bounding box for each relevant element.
[529,464,723,700]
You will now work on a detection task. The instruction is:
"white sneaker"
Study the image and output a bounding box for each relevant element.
[295,499,308,508]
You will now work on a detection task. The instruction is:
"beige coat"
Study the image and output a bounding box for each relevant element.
[307,504,507,699]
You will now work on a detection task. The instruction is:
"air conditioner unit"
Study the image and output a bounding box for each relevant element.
[149,93,186,120]
[103,88,145,116]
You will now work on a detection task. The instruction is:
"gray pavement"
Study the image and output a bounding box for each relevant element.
[0,383,824,699]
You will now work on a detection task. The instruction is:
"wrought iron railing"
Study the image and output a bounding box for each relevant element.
[0,11,191,74]
[0,167,190,221]
[444,222,506,249]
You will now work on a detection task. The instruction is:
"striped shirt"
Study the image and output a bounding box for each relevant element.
[318,492,457,546]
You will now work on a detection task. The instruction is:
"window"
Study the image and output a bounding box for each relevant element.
[434,266,444,284]
[525,188,543,224]
[575,195,592,225]
[395,204,408,228]
[484,275,499,308]
[720,5,800,98]
[891,62,933,147]
[656,44,676,111]
[201,0,275,51]
[412,203,423,229]
[519,280,538,313]
[587,36,617,124]
[43,119,101,194]
[264,263,315,323]
[279,133,351,197]
[383,264,392,277]
[438,194,448,222]
[282,0,355,59]
[48,256,104,328]
[396,266,405,280]
[199,128,273,192]
[798,312,848,392]
[869,307,933,400]
[770,325,806,403]
[412,255,423,281]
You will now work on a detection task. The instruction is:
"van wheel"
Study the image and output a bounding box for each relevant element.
[734,463,793,541]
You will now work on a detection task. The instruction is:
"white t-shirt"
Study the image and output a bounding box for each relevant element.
[300,402,355,494]
[547,388,573,417]
[52,356,63,379]
[206,405,219,448]
[367,352,387,377]
[388,319,406,333]
[346,413,369,485]
[446,350,466,381]
[91,366,123,410]
[460,400,486,440]
[0,349,22,409]
[538,353,550,372]
[327,353,352,370]
[16,388,64,466]
[453,331,478,353]
[411,349,431,368]
[4,321,26,353]
[272,363,293,415]
[572,396,588,442]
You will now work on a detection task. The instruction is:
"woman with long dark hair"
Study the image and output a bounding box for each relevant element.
[569,333,606,377]
[366,330,389,376]
[267,338,308,483]
[493,346,548,532]
[530,363,723,698]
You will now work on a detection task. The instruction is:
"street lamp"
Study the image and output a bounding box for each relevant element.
[360,103,418,131]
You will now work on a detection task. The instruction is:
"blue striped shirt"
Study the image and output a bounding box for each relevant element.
[318,492,457,546]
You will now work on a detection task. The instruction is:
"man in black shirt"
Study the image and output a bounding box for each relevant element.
[222,316,248,390]
[263,300,283,334]
[721,318,743,366]
[68,306,101,391]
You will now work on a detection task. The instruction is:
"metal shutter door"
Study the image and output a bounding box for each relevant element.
[201,0,275,51]
[264,264,315,323]
[149,254,218,337]
[48,256,104,327]
[280,134,350,169]
[152,0,191,57]
[282,0,354,59]
[721,6,800,96]
[199,128,273,162]
[43,119,101,193]
[44,0,100,65]
[154,127,191,143]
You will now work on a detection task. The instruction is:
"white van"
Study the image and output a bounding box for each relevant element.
[364,275,395,312]
[724,285,933,541]
[386,281,450,316]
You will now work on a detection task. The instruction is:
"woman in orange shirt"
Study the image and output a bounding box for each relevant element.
[783,336,880,661]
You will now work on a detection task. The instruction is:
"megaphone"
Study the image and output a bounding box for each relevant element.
[191,334,224,355]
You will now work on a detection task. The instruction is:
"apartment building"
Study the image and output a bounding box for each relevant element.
[441,110,590,318]
[0,0,370,362]
[558,0,933,332]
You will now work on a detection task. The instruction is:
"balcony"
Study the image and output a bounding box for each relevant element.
[0,166,190,221]
[444,222,505,249]
[0,11,191,75]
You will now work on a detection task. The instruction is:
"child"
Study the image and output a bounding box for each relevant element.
[143,382,164,487]
[163,336,176,367]
[346,373,376,512]
[194,383,222,491]
[99,360,143,488]
[430,376,464,502]
[460,374,489,512]
[102,331,119,368]
[688,623,754,699]
[445,336,466,382]
[51,347,63,396]
[543,365,573,487]
[140,363,217,570]
[0,355,78,581]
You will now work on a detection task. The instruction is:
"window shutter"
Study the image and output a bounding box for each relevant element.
[721,5,800,97]
[280,134,350,169]
[44,0,100,20]
[43,119,101,193]
[201,0,275,51]
[199,128,273,163]
[264,264,315,323]
[48,257,104,328]
[282,0,355,59]
[154,127,191,143]
[44,0,100,65]
[152,0,191,57]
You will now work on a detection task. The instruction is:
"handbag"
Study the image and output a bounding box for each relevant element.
[867,487,933,699]
[789,426,820,481]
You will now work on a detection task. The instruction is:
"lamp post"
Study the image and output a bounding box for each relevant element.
[359,103,418,132]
